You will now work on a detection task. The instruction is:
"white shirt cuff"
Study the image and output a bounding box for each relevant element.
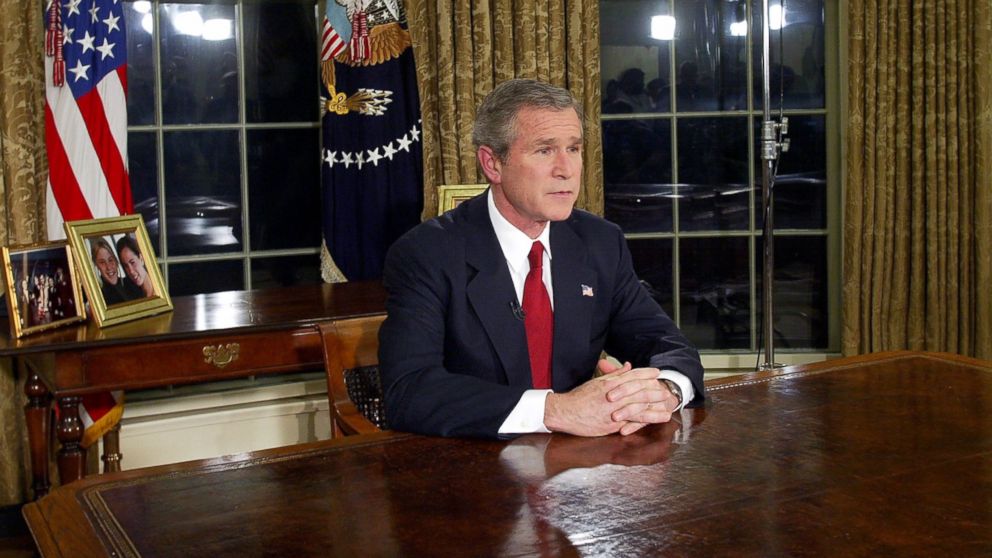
[657,369,694,411]
[498,389,553,434]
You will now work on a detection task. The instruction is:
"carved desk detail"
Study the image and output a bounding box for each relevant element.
[203,343,240,369]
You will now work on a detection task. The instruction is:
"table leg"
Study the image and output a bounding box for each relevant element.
[23,370,51,499]
[101,424,122,473]
[56,396,86,484]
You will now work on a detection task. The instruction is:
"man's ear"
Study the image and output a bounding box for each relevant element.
[477,146,502,185]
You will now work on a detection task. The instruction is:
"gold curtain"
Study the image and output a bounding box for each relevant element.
[844,0,992,359]
[0,0,48,505]
[406,0,603,218]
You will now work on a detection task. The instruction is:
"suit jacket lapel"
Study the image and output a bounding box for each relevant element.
[462,197,532,387]
[549,219,598,392]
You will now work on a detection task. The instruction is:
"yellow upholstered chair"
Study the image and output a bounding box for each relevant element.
[437,184,488,215]
[318,315,388,437]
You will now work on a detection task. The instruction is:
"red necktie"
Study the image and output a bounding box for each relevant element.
[523,241,552,389]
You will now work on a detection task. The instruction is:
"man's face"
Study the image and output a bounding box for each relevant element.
[94,247,119,285]
[482,106,583,237]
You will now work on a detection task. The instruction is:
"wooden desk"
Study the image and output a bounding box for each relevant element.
[22,351,992,557]
[0,281,386,497]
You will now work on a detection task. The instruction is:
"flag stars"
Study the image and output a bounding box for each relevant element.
[78,30,96,53]
[65,0,82,17]
[63,24,74,45]
[409,124,421,142]
[103,13,121,33]
[88,3,100,23]
[366,148,382,166]
[341,151,354,169]
[396,134,412,153]
[382,142,397,160]
[96,38,116,60]
[68,59,90,82]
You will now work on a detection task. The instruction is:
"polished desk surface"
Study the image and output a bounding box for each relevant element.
[0,281,387,356]
[23,351,992,557]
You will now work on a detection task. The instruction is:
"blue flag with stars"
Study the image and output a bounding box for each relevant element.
[319,0,423,282]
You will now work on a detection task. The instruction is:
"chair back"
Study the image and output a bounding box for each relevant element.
[318,315,388,437]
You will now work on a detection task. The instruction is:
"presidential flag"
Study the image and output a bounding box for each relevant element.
[44,0,129,447]
[319,0,423,282]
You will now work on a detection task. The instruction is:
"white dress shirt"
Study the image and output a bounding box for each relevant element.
[487,191,695,434]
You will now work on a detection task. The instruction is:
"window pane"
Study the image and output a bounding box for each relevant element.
[163,130,242,255]
[600,1,672,114]
[673,0,748,111]
[125,2,155,125]
[680,237,750,350]
[756,115,827,229]
[160,3,238,124]
[603,117,673,233]
[251,255,321,290]
[753,0,825,109]
[247,128,320,250]
[756,235,828,349]
[627,238,674,317]
[678,116,749,231]
[242,1,318,123]
[168,260,243,296]
[128,131,160,254]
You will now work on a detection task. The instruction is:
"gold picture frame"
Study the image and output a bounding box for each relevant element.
[437,184,487,215]
[2,242,86,337]
[64,215,173,327]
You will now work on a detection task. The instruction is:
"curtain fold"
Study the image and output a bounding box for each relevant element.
[407,0,602,218]
[844,0,992,359]
[0,0,49,505]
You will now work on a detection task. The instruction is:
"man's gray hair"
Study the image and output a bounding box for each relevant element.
[472,79,584,162]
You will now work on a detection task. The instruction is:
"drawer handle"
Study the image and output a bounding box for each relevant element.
[203,343,240,369]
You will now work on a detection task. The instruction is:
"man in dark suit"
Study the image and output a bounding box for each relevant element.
[380,79,703,438]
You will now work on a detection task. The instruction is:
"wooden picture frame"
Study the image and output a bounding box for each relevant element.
[437,184,487,215]
[2,242,86,337]
[64,215,173,327]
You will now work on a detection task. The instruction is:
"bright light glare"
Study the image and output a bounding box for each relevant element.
[141,13,153,34]
[133,1,151,14]
[650,15,676,41]
[769,5,786,30]
[172,11,204,36]
[202,19,233,41]
[730,20,747,36]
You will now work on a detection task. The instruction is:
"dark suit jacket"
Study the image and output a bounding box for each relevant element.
[379,192,704,438]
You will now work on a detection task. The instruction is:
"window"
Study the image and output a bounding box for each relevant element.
[124,0,322,296]
[600,0,838,356]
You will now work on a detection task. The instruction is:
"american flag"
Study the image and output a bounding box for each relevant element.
[44,0,130,448]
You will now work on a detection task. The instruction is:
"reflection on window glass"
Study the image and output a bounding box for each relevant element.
[168,260,243,296]
[678,116,749,231]
[251,255,322,290]
[243,2,318,123]
[756,235,828,348]
[753,0,825,109]
[247,128,321,250]
[628,238,674,316]
[680,236,751,350]
[160,3,239,124]
[124,3,155,125]
[600,1,671,114]
[163,130,242,255]
[128,131,159,253]
[674,0,748,111]
[756,115,827,229]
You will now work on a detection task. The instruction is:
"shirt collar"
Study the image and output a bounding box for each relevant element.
[487,189,551,274]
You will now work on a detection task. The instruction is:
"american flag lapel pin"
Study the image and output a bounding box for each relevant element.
[581,284,594,297]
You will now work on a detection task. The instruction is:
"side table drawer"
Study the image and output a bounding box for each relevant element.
[74,329,322,391]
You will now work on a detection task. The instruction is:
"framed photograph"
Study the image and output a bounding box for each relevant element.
[438,184,488,215]
[64,215,173,327]
[2,242,86,337]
